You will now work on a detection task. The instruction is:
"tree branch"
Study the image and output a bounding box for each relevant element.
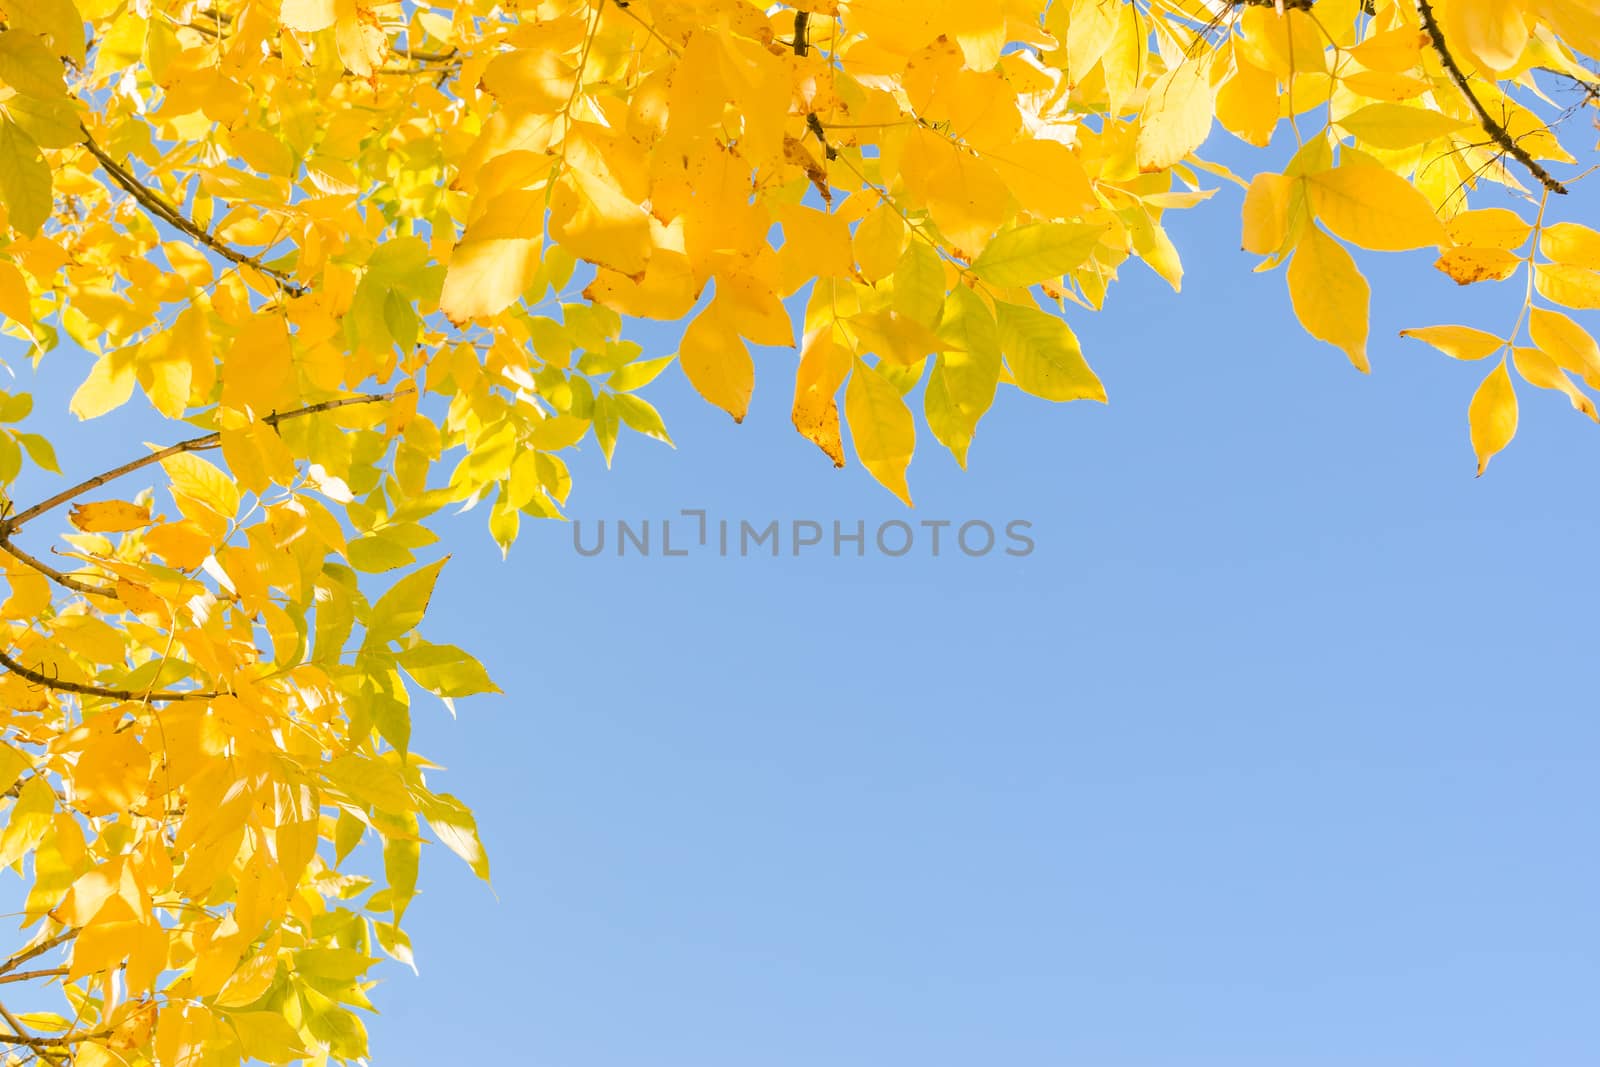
[1415,0,1569,195]
[0,1002,68,1067]
[0,647,219,702]
[0,970,66,987]
[0,539,114,597]
[0,934,74,980]
[0,1026,115,1050]
[182,19,461,76]
[0,392,394,536]
[79,131,312,294]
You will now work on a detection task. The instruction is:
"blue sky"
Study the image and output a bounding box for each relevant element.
[360,168,1600,1063]
[6,154,1599,1065]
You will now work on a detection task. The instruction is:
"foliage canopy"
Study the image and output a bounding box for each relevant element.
[0,0,1597,1062]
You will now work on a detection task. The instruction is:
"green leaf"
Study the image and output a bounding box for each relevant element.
[398,643,501,698]
[15,432,58,473]
[607,354,675,392]
[365,557,447,648]
[421,792,491,881]
[222,1011,307,1064]
[970,222,1107,288]
[995,300,1107,402]
[322,754,411,814]
[593,391,620,467]
[613,393,674,446]
[0,119,52,235]
[348,532,416,573]
[529,414,589,451]
[926,286,1001,467]
[382,823,421,921]
[892,241,946,327]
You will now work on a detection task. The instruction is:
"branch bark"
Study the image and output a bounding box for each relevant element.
[0,932,74,978]
[0,969,67,986]
[0,539,113,597]
[79,131,312,294]
[0,647,219,702]
[1,392,394,536]
[1415,0,1569,195]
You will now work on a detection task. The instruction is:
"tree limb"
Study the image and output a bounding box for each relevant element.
[1415,0,1569,195]
[0,1002,68,1067]
[0,392,395,536]
[0,539,114,597]
[79,131,312,294]
[0,647,219,702]
[0,933,74,980]
[0,970,67,987]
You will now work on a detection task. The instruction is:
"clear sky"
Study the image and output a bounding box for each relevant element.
[7,154,1600,1065]
[362,165,1600,1064]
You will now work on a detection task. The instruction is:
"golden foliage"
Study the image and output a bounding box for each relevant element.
[0,0,1596,1062]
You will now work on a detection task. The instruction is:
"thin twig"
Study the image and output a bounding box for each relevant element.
[0,932,75,978]
[0,1027,115,1050]
[0,1002,66,1067]
[181,19,461,76]
[0,647,218,702]
[79,131,312,293]
[1415,0,1568,194]
[0,539,114,597]
[0,970,66,987]
[1,393,393,535]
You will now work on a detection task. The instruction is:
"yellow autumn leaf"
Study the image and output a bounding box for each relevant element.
[1287,226,1370,371]
[439,193,545,324]
[1241,172,1296,256]
[1136,59,1216,172]
[1340,71,1432,101]
[1215,53,1279,148]
[985,139,1099,221]
[1528,308,1600,389]
[678,303,754,423]
[1434,247,1521,285]
[1539,222,1600,270]
[0,259,32,329]
[792,326,850,467]
[280,0,336,31]
[68,500,153,533]
[1399,325,1505,361]
[970,222,1108,288]
[1512,345,1597,421]
[1534,264,1600,310]
[925,286,1001,467]
[1444,0,1529,71]
[1335,103,1469,150]
[995,299,1105,404]
[0,119,52,236]
[1304,165,1447,252]
[1468,358,1518,475]
[70,350,137,420]
[844,357,915,505]
[1446,208,1532,250]
[1347,26,1427,72]
[853,203,907,283]
[73,730,151,817]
